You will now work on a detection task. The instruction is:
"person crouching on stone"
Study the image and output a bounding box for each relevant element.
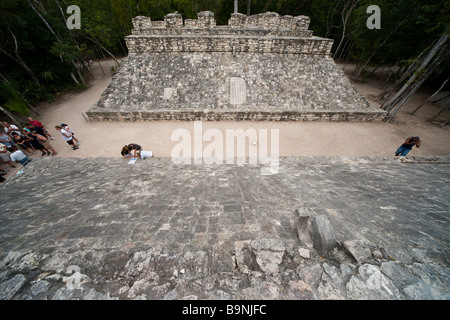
[127,143,142,158]
[121,145,132,159]
[395,136,421,156]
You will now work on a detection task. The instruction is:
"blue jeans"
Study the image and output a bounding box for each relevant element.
[395,146,411,156]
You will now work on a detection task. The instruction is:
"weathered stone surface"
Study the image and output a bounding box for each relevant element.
[296,263,323,289]
[0,156,449,300]
[343,240,372,263]
[0,274,26,300]
[30,280,51,297]
[298,248,310,259]
[380,261,418,289]
[296,214,314,248]
[346,264,403,300]
[309,215,337,255]
[285,280,315,299]
[317,263,346,299]
[295,211,337,255]
[249,238,286,275]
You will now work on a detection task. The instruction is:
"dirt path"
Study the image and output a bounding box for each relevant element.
[32,59,450,160]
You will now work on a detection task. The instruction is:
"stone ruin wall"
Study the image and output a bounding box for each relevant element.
[126,11,333,55]
[87,11,386,122]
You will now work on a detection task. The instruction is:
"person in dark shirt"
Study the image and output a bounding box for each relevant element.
[10,132,33,156]
[395,136,421,156]
[127,143,142,157]
[25,123,46,136]
[27,117,55,140]
[23,127,47,156]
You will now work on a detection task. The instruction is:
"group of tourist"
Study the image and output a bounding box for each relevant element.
[0,117,80,183]
[1,114,421,183]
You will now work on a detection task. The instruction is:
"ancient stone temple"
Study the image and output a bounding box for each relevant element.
[86,11,386,121]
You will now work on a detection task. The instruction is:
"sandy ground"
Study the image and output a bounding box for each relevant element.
[15,59,450,161]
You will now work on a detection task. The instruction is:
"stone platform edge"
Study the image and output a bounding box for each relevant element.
[85,109,387,122]
[3,155,449,189]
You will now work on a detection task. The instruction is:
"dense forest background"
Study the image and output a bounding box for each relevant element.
[0,0,449,119]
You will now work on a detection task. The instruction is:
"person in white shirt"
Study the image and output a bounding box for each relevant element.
[7,147,31,166]
[3,122,21,137]
[60,123,79,146]
[55,125,79,150]
[140,150,153,159]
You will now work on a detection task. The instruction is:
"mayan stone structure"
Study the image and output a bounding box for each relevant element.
[86,11,386,121]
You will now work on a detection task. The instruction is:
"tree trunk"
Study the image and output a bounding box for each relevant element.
[70,72,80,85]
[333,0,360,59]
[27,0,85,85]
[411,79,448,115]
[0,25,41,86]
[354,15,409,80]
[85,37,120,67]
[118,40,128,57]
[0,47,41,86]
[344,39,356,61]
[430,105,449,122]
[0,104,23,127]
[26,0,62,42]
[382,33,449,112]
[0,72,40,116]
[326,1,341,37]
[54,0,67,24]
[75,65,86,84]
[385,44,449,121]
[378,42,434,102]
[93,42,106,75]
[336,36,352,61]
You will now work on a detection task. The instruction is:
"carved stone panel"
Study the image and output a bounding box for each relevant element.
[230,77,246,105]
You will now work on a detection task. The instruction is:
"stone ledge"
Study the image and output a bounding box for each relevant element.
[132,12,311,31]
[126,34,333,55]
[85,109,387,122]
[129,12,329,55]
[131,27,315,38]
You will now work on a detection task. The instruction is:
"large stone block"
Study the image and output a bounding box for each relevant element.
[164,12,183,28]
[295,209,337,255]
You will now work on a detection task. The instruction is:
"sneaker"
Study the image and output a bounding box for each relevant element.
[41,152,47,156]
[51,137,55,140]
